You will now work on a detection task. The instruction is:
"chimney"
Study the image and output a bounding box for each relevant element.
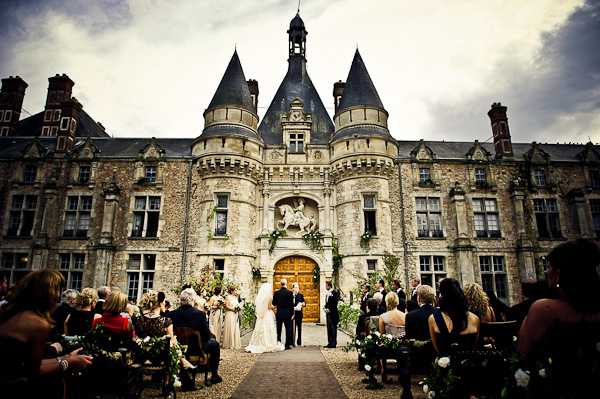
[46,73,74,107]
[487,102,513,158]
[0,76,28,136]
[333,80,345,113]
[247,79,259,111]
[55,97,82,153]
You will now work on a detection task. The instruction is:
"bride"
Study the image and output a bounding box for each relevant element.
[245,283,285,353]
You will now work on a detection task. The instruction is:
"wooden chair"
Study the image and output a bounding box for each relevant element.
[377,344,412,399]
[174,326,210,387]
[140,336,176,399]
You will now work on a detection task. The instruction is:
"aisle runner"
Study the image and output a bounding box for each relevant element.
[231,346,347,399]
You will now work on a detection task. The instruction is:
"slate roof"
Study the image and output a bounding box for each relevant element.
[337,50,384,113]
[13,109,110,138]
[206,50,255,113]
[289,13,305,30]
[201,124,261,141]
[331,125,394,142]
[258,56,334,145]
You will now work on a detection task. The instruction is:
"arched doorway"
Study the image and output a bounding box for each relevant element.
[273,256,320,322]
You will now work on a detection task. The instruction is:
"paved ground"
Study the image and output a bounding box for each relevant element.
[232,324,351,399]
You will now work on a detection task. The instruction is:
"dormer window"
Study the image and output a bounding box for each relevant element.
[144,165,157,183]
[533,169,546,187]
[419,167,432,184]
[289,133,304,153]
[475,168,487,186]
[78,165,91,184]
[23,164,37,184]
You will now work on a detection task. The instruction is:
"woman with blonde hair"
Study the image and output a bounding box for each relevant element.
[0,270,92,395]
[135,290,173,338]
[64,287,98,336]
[92,291,133,337]
[378,291,406,337]
[464,283,495,323]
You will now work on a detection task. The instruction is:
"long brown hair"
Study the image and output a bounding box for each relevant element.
[0,270,64,324]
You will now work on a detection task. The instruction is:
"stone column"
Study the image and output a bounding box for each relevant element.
[569,189,593,238]
[94,176,120,287]
[512,188,537,282]
[450,184,475,285]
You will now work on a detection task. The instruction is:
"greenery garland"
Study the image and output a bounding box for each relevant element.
[302,230,324,252]
[268,229,286,253]
[312,264,320,284]
[337,302,361,331]
[241,302,257,330]
[332,235,342,273]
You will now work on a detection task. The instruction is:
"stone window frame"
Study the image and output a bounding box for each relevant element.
[58,252,85,291]
[414,196,445,238]
[22,163,37,184]
[77,164,91,185]
[127,193,164,240]
[532,197,563,240]
[62,192,95,239]
[478,255,509,303]
[6,193,38,238]
[532,168,547,187]
[288,132,305,153]
[144,165,157,183]
[470,196,502,239]
[0,251,30,288]
[418,255,447,293]
[126,253,156,302]
[366,259,378,276]
[214,193,229,237]
[362,192,378,237]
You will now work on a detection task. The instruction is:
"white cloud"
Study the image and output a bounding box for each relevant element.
[4,0,591,142]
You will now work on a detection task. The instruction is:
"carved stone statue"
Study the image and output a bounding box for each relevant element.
[277,198,317,233]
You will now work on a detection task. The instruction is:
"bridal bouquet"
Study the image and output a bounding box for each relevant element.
[234,304,242,313]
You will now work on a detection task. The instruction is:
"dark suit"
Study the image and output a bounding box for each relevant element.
[94,299,105,315]
[324,289,340,347]
[377,288,388,314]
[405,303,434,340]
[273,287,294,348]
[168,305,220,375]
[293,292,305,345]
[359,292,371,313]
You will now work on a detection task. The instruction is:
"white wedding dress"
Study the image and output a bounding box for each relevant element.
[245,283,285,354]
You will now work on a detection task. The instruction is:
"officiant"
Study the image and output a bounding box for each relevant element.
[292,282,305,346]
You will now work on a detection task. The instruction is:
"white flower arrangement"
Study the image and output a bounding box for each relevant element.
[364,364,372,372]
[422,384,429,393]
[538,368,547,378]
[437,356,450,368]
[514,368,530,387]
[427,391,436,399]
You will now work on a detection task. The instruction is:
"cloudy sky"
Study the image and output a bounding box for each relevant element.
[1,0,599,144]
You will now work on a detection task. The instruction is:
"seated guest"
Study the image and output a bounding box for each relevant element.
[92,291,134,337]
[428,278,480,355]
[64,287,98,336]
[378,292,406,337]
[519,239,600,356]
[94,286,111,314]
[356,298,380,338]
[508,281,551,327]
[372,292,384,315]
[50,288,78,338]
[169,288,222,385]
[464,283,495,323]
[405,284,435,340]
[135,290,173,338]
[0,270,92,396]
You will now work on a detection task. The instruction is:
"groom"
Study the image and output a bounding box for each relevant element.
[272,278,294,349]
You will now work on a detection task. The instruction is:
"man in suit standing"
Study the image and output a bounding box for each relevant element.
[405,284,435,340]
[359,285,371,313]
[406,278,421,312]
[392,279,407,311]
[94,286,111,314]
[375,279,388,314]
[292,282,305,346]
[272,278,294,349]
[324,281,340,348]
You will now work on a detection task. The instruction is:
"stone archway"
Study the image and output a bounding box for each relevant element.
[273,256,320,322]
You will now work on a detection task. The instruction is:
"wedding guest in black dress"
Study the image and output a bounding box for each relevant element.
[428,278,480,355]
[64,287,98,336]
[0,270,92,397]
[135,290,173,338]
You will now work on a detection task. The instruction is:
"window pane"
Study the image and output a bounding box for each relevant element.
[25,196,37,209]
[128,254,141,270]
[416,197,427,211]
[216,194,228,208]
[59,254,70,270]
[77,212,90,234]
[419,256,431,272]
[145,166,156,182]
[144,254,156,270]
[549,213,561,237]
[134,197,146,210]
[64,212,76,235]
[364,210,377,235]
[533,199,545,212]
[479,257,491,272]
[420,273,433,287]
[472,199,483,212]
[78,165,90,183]
[73,254,85,269]
[297,142,304,152]
[127,272,139,302]
[429,213,442,233]
[363,194,375,209]
[20,211,34,236]
[70,271,83,291]
[486,214,499,232]
[417,213,428,236]
[146,212,159,237]
[419,168,430,181]
[367,259,377,271]
[67,197,79,210]
[12,195,24,210]
[492,257,505,272]
[485,199,497,212]
[428,198,440,212]
[215,211,228,235]
[481,274,493,294]
[474,214,486,232]
[132,213,145,237]
[546,199,558,212]
[536,213,550,238]
[494,274,508,300]
[80,196,92,210]
[433,256,445,272]
[142,272,154,294]
[149,197,161,210]
[8,212,20,236]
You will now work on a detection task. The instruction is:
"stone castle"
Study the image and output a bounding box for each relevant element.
[1,13,598,322]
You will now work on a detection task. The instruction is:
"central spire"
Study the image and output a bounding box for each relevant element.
[288,13,307,60]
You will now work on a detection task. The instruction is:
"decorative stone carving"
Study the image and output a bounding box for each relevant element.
[276,198,317,234]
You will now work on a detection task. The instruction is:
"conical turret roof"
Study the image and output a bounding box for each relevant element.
[207,50,255,113]
[337,49,384,112]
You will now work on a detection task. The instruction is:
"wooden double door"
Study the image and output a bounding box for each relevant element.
[273,256,320,322]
